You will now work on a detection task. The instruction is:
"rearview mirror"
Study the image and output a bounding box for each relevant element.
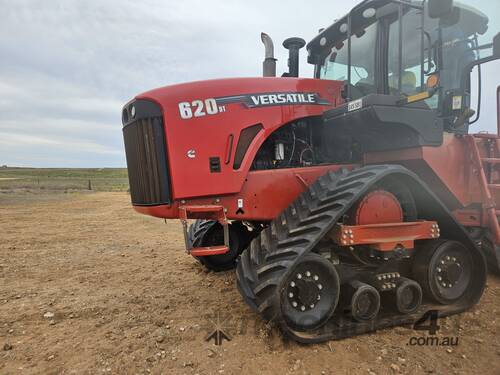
[494,33,500,57]
[428,0,453,19]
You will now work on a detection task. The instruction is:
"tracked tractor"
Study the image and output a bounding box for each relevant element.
[122,0,500,342]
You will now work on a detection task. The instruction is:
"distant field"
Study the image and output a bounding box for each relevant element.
[0,167,129,193]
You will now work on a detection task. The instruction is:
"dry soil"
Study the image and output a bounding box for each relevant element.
[1,192,499,374]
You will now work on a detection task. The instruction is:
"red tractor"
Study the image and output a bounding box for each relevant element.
[122,0,500,342]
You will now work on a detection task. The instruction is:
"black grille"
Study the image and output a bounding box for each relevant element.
[122,100,171,206]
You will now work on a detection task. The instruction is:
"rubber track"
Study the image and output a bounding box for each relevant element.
[187,219,219,269]
[236,165,487,343]
[188,220,218,247]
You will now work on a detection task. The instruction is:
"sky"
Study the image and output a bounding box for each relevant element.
[0,0,499,167]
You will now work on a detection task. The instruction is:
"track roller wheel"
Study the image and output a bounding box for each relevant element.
[383,278,422,314]
[280,253,340,331]
[343,281,380,322]
[188,220,251,272]
[413,240,473,304]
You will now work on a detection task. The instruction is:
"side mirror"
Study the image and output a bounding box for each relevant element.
[428,0,454,19]
[494,32,500,57]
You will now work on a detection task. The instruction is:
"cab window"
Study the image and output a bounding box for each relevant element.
[387,9,426,96]
[321,22,377,99]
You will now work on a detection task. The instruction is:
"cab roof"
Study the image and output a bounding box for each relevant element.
[307,0,489,65]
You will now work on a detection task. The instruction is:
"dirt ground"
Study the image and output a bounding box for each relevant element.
[1,192,499,375]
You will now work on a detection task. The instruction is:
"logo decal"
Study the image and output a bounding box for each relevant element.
[178,92,331,119]
[178,99,226,120]
[215,92,331,108]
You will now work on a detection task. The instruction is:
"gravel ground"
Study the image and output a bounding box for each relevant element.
[1,192,499,374]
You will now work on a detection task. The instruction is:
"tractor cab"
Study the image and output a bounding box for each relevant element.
[307,0,496,140]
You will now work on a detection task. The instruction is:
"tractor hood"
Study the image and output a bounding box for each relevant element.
[125,77,343,201]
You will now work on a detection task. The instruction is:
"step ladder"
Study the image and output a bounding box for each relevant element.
[467,134,500,244]
[179,205,230,256]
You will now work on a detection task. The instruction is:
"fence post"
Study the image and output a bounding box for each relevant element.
[88,179,92,190]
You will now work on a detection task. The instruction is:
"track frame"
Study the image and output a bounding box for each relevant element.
[236,165,487,343]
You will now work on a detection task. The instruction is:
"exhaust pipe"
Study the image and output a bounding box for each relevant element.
[261,32,276,77]
[283,37,306,78]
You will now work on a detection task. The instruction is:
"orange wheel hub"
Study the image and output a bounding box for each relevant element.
[352,190,403,225]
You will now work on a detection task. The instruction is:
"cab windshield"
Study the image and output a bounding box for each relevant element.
[320,22,378,100]
[317,2,489,109]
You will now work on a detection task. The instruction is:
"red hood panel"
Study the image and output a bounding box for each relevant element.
[136,77,343,200]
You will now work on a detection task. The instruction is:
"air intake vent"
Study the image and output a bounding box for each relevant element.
[233,124,263,169]
[122,100,171,206]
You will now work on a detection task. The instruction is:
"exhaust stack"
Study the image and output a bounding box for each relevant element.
[261,33,277,77]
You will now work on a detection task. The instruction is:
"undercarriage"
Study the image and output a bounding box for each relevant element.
[235,165,486,342]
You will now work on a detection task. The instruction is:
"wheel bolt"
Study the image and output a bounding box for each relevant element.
[297,273,302,279]
[313,275,319,281]
[318,284,323,290]
[317,295,321,301]
[310,304,315,309]
[289,292,294,298]
[301,305,306,311]
[306,271,311,277]
[290,281,295,287]
[292,301,298,307]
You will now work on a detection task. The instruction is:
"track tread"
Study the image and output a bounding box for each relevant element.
[236,164,486,343]
[236,166,394,327]
[188,219,255,272]
[188,219,218,249]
